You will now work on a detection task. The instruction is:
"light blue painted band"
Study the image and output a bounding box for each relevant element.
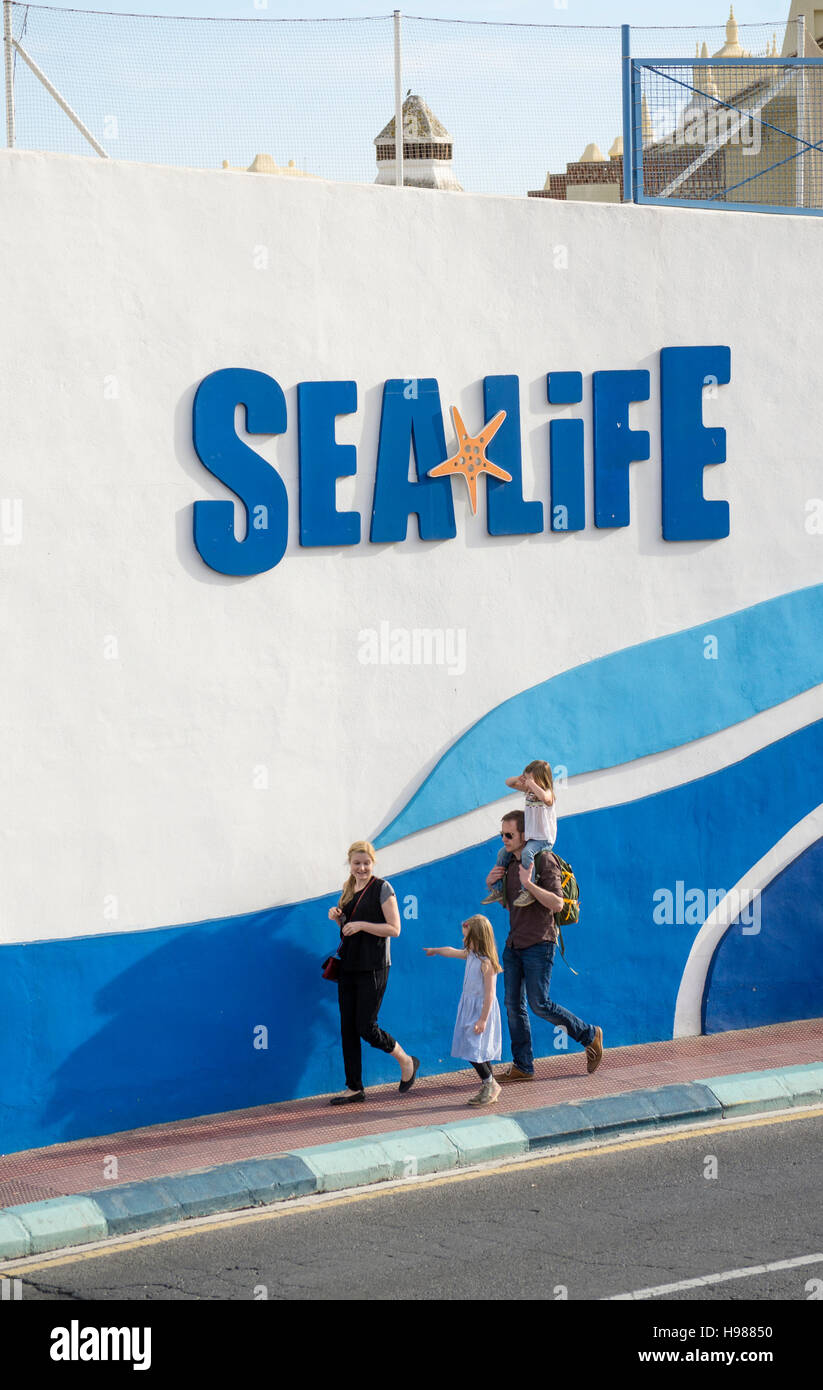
[375,583,823,846]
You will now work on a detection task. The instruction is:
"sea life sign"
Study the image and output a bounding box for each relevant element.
[191,345,731,575]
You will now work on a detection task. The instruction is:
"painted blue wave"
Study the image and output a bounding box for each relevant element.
[374,582,823,848]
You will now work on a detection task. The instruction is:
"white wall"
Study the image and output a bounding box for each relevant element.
[1,148,822,944]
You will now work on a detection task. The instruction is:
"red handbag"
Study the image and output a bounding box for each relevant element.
[321,952,340,982]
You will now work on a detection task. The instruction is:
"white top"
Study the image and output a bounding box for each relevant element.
[524,791,556,845]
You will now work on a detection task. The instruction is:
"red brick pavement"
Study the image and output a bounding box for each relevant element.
[2,1019,820,1208]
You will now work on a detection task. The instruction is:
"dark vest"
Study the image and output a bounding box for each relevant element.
[338,876,391,972]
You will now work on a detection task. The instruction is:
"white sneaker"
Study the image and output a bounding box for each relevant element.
[467,1078,502,1107]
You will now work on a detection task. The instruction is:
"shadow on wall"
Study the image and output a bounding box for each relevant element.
[9,913,337,1154]
[5,890,486,1154]
[61,922,331,1141]
[0,853,505,1154]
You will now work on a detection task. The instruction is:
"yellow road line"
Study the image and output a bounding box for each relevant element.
[6,1104,823,1277]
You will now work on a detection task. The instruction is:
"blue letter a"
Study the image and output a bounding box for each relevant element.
[370,379,457,543]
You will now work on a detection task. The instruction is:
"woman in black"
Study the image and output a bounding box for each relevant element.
[327,839,420,1105]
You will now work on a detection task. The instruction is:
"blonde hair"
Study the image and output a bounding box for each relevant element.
[524,759,554,795]
[462,915,502,974]
[339,840,376,906]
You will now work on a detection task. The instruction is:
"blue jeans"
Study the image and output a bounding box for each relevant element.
[496,839,552,875]
[503,941,595,1073]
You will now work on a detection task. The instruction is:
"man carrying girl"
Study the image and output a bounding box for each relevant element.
[483,760,556,908]
[487,810,603,1082]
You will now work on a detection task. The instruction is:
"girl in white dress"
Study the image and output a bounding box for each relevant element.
[424,914,503,1106]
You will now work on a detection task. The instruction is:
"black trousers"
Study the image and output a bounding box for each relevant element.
[337,967,396,1091]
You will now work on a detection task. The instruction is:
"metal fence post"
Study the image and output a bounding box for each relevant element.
[621,24,633,202]
[10,39,108,156]
[393,9,403,189]
[3,0,14,148]
[796,14,806,208]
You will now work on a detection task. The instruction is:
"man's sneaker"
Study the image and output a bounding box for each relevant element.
[585,1026,604,1074]
[481,887,504,904]
[512,890,534,907]
[497,1065,534,1083]
[467,1078,502,1107]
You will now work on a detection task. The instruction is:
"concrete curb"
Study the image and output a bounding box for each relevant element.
[0,1196,107,1257]
[514,1082,723,1151]
[2,1066,821,1263]
[696,1061,823,1117]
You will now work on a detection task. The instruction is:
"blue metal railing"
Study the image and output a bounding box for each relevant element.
[622,25,823,216]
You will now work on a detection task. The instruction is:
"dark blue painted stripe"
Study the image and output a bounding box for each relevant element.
[704,836,823,1033]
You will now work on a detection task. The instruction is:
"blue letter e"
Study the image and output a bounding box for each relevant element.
[661,346,731,541]
[193,368,288,575]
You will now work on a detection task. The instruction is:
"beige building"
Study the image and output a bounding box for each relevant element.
[531,3,823,209]
[653,5,823,209]
[221,154,318,179]
[528,139,625,204]
[781,2,823,53]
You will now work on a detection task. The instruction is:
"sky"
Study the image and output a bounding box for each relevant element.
[6,0,801,190]
[9,2,795,25]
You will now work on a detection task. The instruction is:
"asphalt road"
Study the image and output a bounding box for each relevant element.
[11,1111,823,1303]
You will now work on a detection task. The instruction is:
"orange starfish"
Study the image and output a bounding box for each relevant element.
[428,407,511,515]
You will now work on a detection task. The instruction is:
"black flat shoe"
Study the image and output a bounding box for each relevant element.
[398,1056,420,1093]
[329,1090,365,1105]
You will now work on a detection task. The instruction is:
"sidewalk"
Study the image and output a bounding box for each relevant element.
[1,1019,822,1261]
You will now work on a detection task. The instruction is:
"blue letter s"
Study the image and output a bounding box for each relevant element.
[193,368,288,575]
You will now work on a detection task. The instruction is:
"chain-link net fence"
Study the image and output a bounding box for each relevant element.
[1,5,812,203]
[636,53,823,211]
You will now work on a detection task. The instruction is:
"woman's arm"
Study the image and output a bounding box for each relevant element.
[345,892,401,939]
[505,775,525,789]
[423,946,468,958]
